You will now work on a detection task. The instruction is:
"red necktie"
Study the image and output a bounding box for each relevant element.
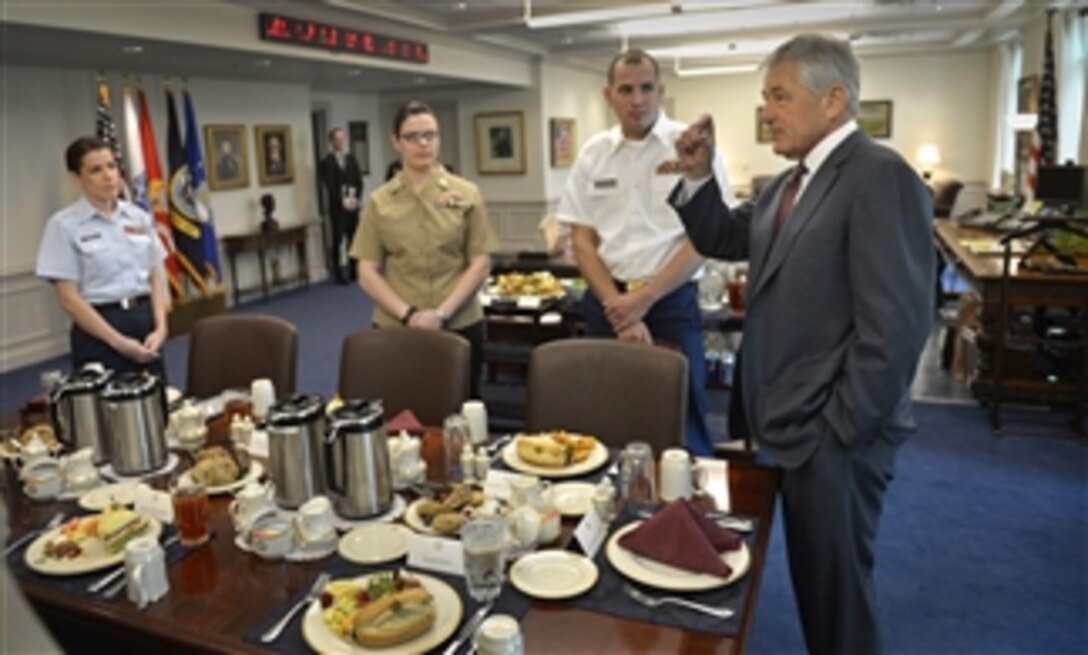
[773,163,807,240]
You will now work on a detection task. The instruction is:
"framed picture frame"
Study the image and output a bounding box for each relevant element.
[1017,75,1039,114]
[475,111,525,175]
[857,100,893,139]
[755,107,772,143]
[204,124,249,190]
[549,117,576,168]
[254,124,294,185]
[347,121,370,175]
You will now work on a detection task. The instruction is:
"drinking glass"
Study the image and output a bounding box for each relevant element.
[171,476,211,546]
[618,441,656,505]
[443,414,471,484]
[461,515,507,602]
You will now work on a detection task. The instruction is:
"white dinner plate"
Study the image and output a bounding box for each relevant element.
[301,572,463,655]
[510,550,598,599]
[25,515,163,576]
[501,438,609,479]
[338,524,413,564]
[549,482,596,517]
[77,481,140,511]
[605,521,750,592]
[403,498,439,536]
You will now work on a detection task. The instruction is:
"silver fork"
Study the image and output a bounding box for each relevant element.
[623,584,734,619]
[260,572,331,643]
[4,511,66,557]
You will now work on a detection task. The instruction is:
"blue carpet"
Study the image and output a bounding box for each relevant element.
[749,402,1088,655]
[3,283,1086,654]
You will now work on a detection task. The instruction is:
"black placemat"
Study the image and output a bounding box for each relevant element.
[566,507,758,638]
[243,555,533,655]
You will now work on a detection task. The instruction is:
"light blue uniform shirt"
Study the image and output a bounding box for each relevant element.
[36,196,166,304]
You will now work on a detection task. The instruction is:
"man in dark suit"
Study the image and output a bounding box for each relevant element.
[672,34,933,654]
[320,127,364,284]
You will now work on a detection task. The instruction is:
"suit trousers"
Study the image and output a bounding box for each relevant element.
[329,210,359,282]
[780,419,907,655]
[580,284,713,455]
[71,301,166,380]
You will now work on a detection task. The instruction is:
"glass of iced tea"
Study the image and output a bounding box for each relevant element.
[171,476,210,546]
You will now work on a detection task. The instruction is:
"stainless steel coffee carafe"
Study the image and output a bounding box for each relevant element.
[100,373,168,475]
[324,399,392,519]
[49,365,112,464]
[267,394,326,509]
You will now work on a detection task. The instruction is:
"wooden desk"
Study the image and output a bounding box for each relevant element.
[222,225,310,305]
[5,435,778,654]
[934,220,1087,431]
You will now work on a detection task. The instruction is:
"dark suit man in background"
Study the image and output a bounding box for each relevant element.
[672,34,933,654]
[320,127,364,284]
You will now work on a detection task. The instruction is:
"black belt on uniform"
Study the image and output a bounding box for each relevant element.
[611,278,697,293]
[93,295,150,311]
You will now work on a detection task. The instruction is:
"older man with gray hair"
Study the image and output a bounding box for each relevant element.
[672,34,933,654]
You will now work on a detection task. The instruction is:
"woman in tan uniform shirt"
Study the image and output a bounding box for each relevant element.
[349,101,498,397]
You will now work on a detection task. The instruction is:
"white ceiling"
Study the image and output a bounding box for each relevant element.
[0,0,1066,92]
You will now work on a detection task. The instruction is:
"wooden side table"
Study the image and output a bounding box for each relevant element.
[221,225,310,304]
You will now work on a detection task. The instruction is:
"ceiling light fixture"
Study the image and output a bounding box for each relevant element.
[255,59,272,68]
[121,45,144,55]
[674,62,759,77]
[347,69,362,76]
[523,0,671,29]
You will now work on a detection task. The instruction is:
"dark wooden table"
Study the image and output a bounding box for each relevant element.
[4,432,779,654]
[222,225,311,305]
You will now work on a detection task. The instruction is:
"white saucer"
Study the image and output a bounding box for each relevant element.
[99,453,179,482]
[77,481,140,511]
[510,550,598,599]
[330,494,406,531]
[338,524,413,564]
[285,535,338,562]
[550,482,596,517]
[55,477,107,502]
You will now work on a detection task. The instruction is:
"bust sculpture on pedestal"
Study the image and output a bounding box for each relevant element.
[259,193,279,233]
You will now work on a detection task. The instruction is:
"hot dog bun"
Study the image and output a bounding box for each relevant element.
[352,586,435,647]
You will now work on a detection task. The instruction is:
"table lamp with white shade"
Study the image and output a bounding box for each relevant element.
[916,144,941,182]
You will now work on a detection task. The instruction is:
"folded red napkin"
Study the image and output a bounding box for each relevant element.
[386,409,423,433]
[618,499,741,578]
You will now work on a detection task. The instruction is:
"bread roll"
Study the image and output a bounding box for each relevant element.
[352,587,435,647]
[516,435,567,467]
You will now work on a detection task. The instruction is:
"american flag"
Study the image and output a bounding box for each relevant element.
[1029,10,1058,194]
[95,79,128,184]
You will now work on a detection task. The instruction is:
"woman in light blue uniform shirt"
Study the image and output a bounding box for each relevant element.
[36,136,169,377]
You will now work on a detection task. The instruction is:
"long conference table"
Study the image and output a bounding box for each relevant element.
[3,424,779,654]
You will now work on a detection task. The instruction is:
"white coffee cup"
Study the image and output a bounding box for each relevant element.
[62,447,99,492]
[461,400,488,446]
[658,448,693,502]
[250,378,276,422]
[125,536,169,609]
[293,495,335,546]
[475,614,524,655]
[247,511,295,559]
[22,460,63,500]
[230,481,275,533]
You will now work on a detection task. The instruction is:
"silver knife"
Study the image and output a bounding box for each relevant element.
[89,533,181,593]
[442,601,493,655]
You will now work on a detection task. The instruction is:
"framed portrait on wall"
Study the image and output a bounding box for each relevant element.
[254,124,294,185]
[549,117,576,168]
[348,121,370,175]
[857,100,893,139]
[204,124,249,190]
[474,111,525,175]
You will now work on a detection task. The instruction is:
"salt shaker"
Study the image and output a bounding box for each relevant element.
[461,449,477,484]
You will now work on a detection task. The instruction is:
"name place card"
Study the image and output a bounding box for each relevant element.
[133,483,174,523]
[407,534,464,576]
[573,506,608,558]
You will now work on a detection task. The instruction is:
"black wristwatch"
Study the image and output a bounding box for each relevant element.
[400,305,418,325]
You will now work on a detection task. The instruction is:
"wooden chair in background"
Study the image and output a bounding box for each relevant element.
[186,314,298,398]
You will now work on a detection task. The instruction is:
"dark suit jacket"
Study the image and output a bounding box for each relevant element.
[674,131,934,468]
[320,152,363,218]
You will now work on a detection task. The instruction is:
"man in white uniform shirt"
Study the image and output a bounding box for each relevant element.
[556,50,736,455]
